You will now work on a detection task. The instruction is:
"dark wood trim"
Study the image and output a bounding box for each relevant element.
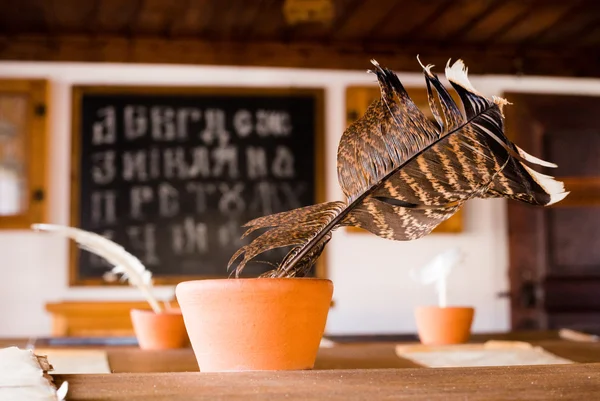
[85,0,101,36]
[163,0,189,38]
[504,92,549,330]
[524,0,587,44]
[328,0,362,33]
[0,34,597,77]
[503,92,600,330]
[399,0,455,41]
[125,0,145,38]
[362,0,404,39]
[445,1,506,43]
[557,14,600,46]
[486,1,539,44]
[69,85,83,286]
[312,86,327,281]
[69,84,327,286]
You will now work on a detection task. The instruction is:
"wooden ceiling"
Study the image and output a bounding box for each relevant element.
[1,0,599,77]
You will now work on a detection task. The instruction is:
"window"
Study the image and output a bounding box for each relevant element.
[0,79,48,229]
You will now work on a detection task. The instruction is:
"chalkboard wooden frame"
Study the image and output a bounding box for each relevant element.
[69,85,326,286]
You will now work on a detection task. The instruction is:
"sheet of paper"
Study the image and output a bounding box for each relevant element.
[33,348,111,374]
[395,341,573,368]
[0,346,67,401]
[319,337,336,348]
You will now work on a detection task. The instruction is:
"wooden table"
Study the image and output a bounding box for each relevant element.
[3,332,600,400]
[104,338,600,371]
[53,363,600,400]
[4,332,600,372]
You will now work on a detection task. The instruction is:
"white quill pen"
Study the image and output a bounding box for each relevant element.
[410,248,463,308]
[32,224,162,313]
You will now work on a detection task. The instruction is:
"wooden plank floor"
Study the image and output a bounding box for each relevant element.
[54,363,600,401]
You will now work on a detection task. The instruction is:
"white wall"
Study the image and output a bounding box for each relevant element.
[1,61,600,337]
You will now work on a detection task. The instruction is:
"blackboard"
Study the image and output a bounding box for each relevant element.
[69,86,325,286]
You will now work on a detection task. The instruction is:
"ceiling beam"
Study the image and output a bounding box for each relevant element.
[398,0,454,41]
[443,1,506,43]
[0,34,596,78]
[485,0,539,43]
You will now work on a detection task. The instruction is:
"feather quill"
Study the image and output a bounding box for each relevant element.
[32,224,162,313]
[410,248,463,308]
[228,57,569,278]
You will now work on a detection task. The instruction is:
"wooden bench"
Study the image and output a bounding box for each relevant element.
[45,298,333,337]
[45,301,177,337]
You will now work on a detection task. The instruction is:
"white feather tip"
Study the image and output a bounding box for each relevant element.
[416,55,435,76]
[56,381,69,401]
[516,145,557,168]
[522,164,569,205]
[445,59,482,96]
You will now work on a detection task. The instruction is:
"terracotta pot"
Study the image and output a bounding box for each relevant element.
[130,308,188,350]
[414,306,474,345]
[176,277,333,372]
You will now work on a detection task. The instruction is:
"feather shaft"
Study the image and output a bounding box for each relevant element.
[32,224,162,313]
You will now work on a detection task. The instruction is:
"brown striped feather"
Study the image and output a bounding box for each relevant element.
[227,58,569,278]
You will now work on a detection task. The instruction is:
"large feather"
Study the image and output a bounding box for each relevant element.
[32,223,162,313]
[228,57,569,278]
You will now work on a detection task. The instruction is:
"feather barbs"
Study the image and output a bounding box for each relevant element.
[32,224,163,313]
[228,56,569,278]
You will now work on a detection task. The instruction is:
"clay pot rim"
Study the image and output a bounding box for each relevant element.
[415,306,474,310]
[415,305,475,313]
[130,308,182,316]
[176,277,333,296]
[179,277,331,282]
[177,277,332,288]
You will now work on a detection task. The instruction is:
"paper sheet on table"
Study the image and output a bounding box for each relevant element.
[395,341,573,368]
[33,348,111,374]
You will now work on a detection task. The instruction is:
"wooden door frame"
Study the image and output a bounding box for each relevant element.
[504,92,600,330]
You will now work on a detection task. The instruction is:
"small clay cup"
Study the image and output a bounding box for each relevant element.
[414,306,474,345]
[130,308,188,350]
[176,278,333,372]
